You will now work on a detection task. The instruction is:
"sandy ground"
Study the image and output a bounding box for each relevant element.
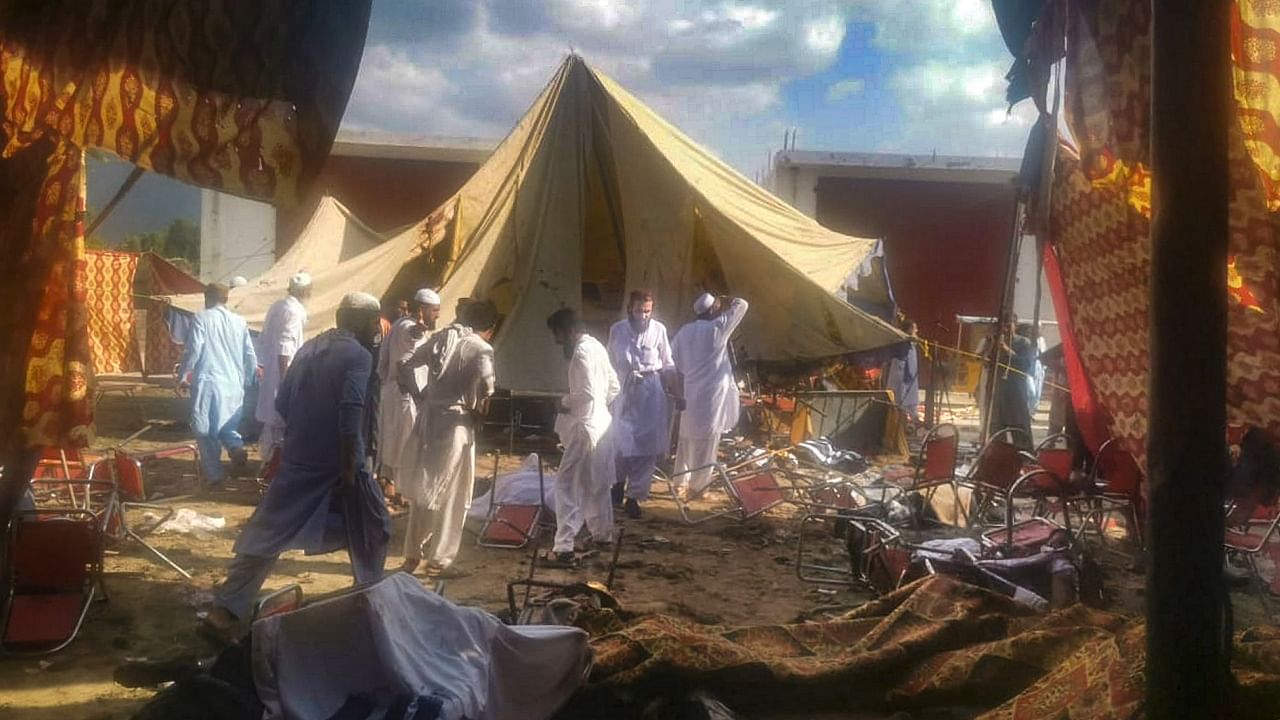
[0,378,1271,719]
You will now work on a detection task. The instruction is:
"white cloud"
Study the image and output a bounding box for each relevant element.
[344,0,1034,174]
[825,78,865,102]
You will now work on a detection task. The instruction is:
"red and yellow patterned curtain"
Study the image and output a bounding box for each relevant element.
[84,250,141,376]
[0,0,371,449]
[1047,0,1280,465]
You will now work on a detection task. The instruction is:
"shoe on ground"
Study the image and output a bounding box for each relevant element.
[624,498,642,519]
[546,551,579,569]
[611,481,626,508]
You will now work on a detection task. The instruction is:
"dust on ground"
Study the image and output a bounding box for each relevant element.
[0,378,1270,720]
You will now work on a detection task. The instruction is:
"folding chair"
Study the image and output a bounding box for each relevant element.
[478,454,550,549]
[2,509,107,655]
[981,468,1075,557]
[907,423,959,526]
[1224,484,1280,611]
[960,429,1029,528]
[1072,438,1144,549]
[724,467,787,519]
[1028,433,1076,484]
[796,514,909,592]
[252,584,304,622]
[94,453,193,579]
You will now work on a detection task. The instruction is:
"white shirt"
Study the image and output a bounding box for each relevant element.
[671,298,749,438]
[378,316,429,395]
[607,318,673,377]
[555,334,620,446]
[607,318,674,457]
[255,295,306,423]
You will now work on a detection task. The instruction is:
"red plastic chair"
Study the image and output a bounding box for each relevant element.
[2,510,106,655]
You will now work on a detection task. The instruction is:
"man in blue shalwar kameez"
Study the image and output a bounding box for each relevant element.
[203,292,391,634]
[177,283,257,485]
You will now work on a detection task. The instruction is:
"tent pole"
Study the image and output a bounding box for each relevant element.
[1146,1,1230,717]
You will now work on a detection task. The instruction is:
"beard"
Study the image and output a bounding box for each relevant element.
[562,340,575,361]
[629,316,649,334]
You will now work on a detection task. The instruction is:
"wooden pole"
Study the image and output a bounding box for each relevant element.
[1147,1,1231,717]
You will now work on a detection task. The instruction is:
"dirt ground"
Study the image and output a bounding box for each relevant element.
[0,377,1272,719]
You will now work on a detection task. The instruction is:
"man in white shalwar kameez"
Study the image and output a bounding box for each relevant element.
[671,294,749,496]
[255,273,311,465]
[548,308,620,567]
[607,290,673,519]
[376,288,440,490]
[398,301,496,577]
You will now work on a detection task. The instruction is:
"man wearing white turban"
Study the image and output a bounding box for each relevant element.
[255,272,311,463]
[670,293,749,496]
[376,288,440,496]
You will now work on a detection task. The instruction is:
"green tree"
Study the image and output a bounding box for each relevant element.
[118,219,200,273]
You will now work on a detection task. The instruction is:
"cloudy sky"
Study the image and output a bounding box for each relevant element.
[343,0,1036,177]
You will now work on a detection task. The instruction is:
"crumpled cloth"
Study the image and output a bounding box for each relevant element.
[252,573,591,720]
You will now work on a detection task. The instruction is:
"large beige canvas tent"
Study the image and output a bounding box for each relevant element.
[167,56,905,392]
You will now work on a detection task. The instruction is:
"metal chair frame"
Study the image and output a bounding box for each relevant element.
[795,513,905,590]
[1070,438,1144,550]
[478,453,550,549]
[908,423,960,527]
[2,509,108,656]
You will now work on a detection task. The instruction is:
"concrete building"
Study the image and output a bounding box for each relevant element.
[199,130,495,282]
[769,150,1055,349]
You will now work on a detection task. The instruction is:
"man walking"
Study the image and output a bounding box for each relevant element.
[376,288,440,491]
[255,272,310,463]
[203,292,390,634]
[548,308,620,567]
[178,283,258,485]
[399,301,497,577]
[670,293,749,496]
[607,290,673,518]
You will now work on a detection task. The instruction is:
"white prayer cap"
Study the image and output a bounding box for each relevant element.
[228,275,248,289]
[288,272,312,291]
[693,292,715,315]
[414,288,441,306]
[339,291,380,312]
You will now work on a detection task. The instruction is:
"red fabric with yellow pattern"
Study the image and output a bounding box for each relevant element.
[0,0,371,448]
[84,250,140,375]
[1050,0,1280,465]
[19,145,92,448]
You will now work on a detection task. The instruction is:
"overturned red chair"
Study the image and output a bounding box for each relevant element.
[93,452,193,579]
[478,454,550,549]
[2,509,107,655]
[662,458,787,525]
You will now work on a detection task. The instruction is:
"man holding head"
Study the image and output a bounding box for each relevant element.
[548,308,620,567]
[178,283,258,485]
[670,293,749,496]
[399,300,498,577]
[203,291,390,635]
[376,288,441,489]
[255,272,311,462]
[607,289,674,518]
